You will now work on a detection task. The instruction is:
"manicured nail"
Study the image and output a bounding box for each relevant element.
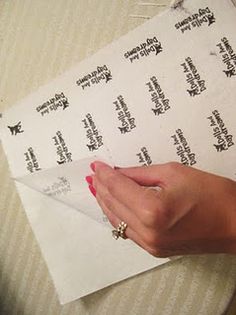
[89,185,96,197]
[90,162,96,172]
[85,176,93,185]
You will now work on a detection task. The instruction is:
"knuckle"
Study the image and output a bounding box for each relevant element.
[165,161,182,172]
[147,247,169,258]
[142,231,159,249]
[154,200,172,228]
[141,209,159,227]
[146,247,161,257]
[142,231,169,257]
[105,173,118,193]
[148,249,158,257]
[140,199,167,230]
[95,166,105,179]
[141,187,176,231]
[96,166,116,184]
[140,193,160,227]
[100,190,113,209]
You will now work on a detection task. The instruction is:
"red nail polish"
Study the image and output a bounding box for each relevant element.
[90,162,95,172]
[89,185,96,197]
[85,176,93,185]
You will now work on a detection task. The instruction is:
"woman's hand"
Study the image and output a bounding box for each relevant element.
[88,161,236,257]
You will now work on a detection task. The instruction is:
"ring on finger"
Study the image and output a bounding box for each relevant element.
[112,221,128,240]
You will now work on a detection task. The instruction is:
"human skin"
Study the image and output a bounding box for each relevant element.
[86,161,236,257]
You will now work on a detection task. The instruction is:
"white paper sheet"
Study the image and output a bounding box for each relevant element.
[0,0,236,304]
[17,157,113,225]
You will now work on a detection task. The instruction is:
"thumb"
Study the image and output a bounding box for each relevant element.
[117,164,169,187]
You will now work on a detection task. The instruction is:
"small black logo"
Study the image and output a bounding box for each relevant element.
[8,121,24,135]
[214,143,227,152]
[61,98,69,110]
[104,71,112,83]
[207,14,215,26]
[86,143,97,151]
[151,107,163,116]
[223,69,236,78]
[118,126,130,134]
[187,88,200,97]
[154,43,163,55]
[57,160,66,165]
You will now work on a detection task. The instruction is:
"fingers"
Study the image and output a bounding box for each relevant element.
[116,165,165,187]
[96,194,137,240]
[86,161,231,257]
[93,161,164,222]
[93,175,145,233]
[117,161,184,187]
[96,193,160,255]
[86,161,177,257]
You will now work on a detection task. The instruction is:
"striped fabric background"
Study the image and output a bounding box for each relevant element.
[0,1,236,314]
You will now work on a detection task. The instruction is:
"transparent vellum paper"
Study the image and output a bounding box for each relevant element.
[16,157,112,226]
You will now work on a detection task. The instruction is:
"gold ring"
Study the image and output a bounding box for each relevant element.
[112,221,128,240]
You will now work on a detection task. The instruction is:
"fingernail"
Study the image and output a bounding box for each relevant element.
[89,185,96,197]
[90,162,96,172]
[85,176,93,185]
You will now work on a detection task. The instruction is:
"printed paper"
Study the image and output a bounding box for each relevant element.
[0,0,236,304]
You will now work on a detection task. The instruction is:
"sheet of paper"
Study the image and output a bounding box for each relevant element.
[0,0,236,304]
[17,157,112,225]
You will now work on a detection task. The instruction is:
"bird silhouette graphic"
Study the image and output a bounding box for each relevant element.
[8,121,24,135]
[223,68,236,78]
